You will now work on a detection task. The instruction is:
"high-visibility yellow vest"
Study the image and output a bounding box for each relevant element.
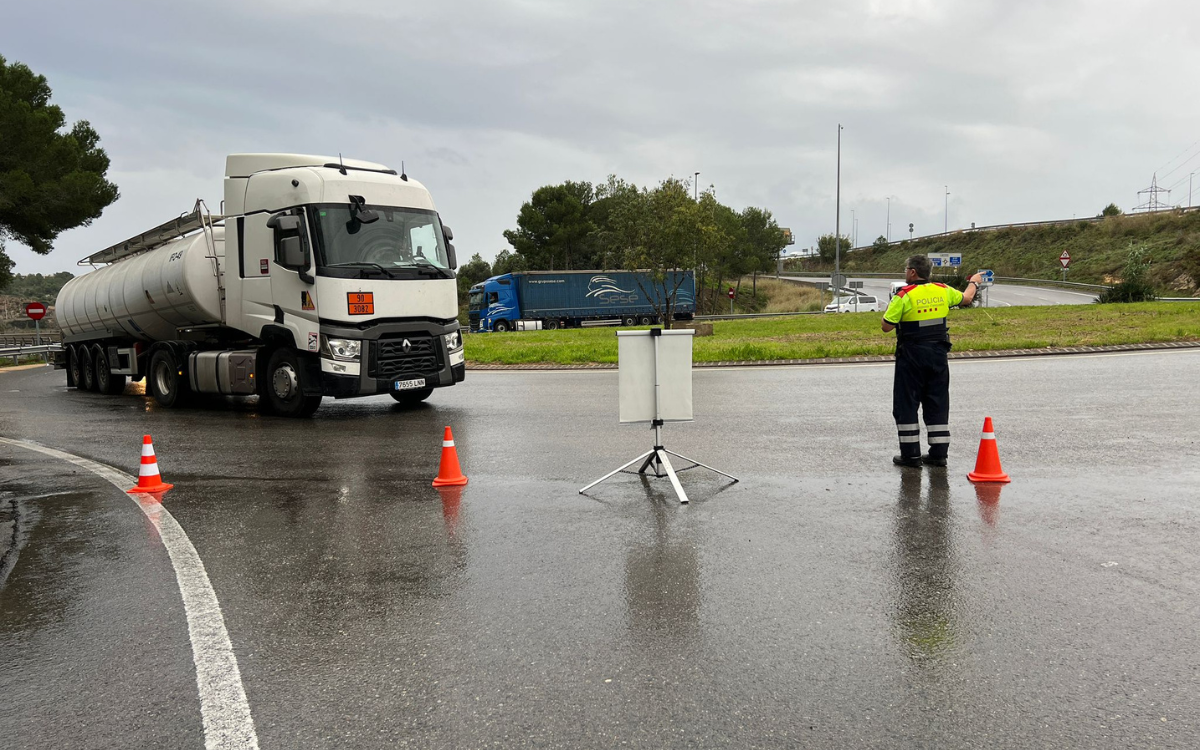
[883,281,964,341]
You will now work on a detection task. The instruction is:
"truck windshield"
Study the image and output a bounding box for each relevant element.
[468,290,484,310]
[310,205,452,279]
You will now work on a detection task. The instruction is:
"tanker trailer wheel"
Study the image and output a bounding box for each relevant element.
[148,349,191,408]
[67,346,85,389]
[264,349,322,418]
[78,346,98,392]
[93,345,127,395]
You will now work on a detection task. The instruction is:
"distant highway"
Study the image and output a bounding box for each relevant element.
[782,275,1098,307]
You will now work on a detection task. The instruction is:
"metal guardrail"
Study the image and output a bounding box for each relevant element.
[0,343,60,366]
[696,311,823,321]
[0,332,62,346]
[781,272,1110,293]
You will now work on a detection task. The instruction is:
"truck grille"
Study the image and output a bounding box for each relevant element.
[369,336,441,381]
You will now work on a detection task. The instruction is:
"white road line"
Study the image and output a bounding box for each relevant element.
[0,437,259,750]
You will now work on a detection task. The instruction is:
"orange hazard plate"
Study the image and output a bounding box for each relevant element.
[348,292,374,315]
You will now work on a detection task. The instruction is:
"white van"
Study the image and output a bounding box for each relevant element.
[824,295,881,313]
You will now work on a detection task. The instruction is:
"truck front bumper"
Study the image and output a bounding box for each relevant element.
[317,319,465,399]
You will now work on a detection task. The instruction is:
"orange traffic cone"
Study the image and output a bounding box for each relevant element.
[127,435,174,494]
[432,426,468,487]
[967,417,1011,483]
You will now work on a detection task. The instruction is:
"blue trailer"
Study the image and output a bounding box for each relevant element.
[468,270,696,332]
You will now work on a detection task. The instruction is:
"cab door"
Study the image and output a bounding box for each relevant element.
[267,209,320,354]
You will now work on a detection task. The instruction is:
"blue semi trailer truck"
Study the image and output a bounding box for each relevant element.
[468,270,696,332]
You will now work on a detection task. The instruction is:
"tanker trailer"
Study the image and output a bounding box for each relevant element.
[56,153,465,417]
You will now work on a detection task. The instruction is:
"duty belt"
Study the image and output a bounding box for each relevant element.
[897,318,948,342]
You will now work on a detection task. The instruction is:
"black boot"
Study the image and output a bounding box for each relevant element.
[893,455,922,468]
[921,454,947,467]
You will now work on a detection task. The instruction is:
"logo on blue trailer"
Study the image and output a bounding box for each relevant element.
[586,275,638,305]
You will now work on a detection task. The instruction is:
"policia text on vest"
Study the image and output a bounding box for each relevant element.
[880,257,983,468]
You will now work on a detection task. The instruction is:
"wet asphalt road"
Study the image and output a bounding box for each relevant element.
[2,350,1199,749]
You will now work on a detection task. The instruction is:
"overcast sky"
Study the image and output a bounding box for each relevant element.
[5,0,1200,276]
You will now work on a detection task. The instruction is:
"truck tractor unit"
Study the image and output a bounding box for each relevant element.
[468,270,695,332]
[55,153,465,417]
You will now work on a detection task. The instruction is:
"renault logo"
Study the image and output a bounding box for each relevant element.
[401,338,412,353]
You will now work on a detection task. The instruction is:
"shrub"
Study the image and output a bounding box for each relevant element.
[1097,245,1156,303]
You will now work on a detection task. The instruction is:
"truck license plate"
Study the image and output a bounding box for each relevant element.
[394,378,426,391]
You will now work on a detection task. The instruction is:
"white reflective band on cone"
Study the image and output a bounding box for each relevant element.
[443,440,455,448]
[142,445,156,458]
[980,432,995,440]
[140,462,161,476]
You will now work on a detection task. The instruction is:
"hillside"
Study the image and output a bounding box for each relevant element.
[788,210,1200,295]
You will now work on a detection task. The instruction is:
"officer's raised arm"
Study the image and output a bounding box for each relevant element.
[961,273,984,306]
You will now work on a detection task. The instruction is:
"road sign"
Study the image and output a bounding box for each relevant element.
[949,254,962,267]
[849,281,864,289]
[978,269,994,287]
[727,287,735,299]
[830,273,847,290]
[25,302,46,320]
[1059,251,1071,268]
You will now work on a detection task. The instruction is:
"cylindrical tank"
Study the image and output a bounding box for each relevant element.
[57,228,225,343]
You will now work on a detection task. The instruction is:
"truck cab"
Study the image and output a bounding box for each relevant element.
[468,274,518,332]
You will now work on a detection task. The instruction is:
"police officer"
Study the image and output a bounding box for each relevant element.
[881,256,982,467]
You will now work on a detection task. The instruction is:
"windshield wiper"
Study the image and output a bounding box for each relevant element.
[411,259,453,279]
[325,262,395,278]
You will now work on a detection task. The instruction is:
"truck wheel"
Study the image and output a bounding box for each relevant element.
[94,345,127,395]
[494,320,511,332]
[79,346,98,391]
[149,349,190,407]
[639,315,653,325]
[67,346,84,389]
[389,387,433,407]
[544,319,558,330]
[264,349,322,418]
[622,316,636,326]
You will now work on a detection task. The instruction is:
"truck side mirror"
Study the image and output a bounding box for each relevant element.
[267,213,301,232]
[441,224,454,241]
[279,236,306,269]
[446,241,457,270]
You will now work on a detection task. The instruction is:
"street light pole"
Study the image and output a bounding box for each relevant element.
[851,209,856,248]
[835,124,842,307]
[886,196,892,243]
[1190,172,1195,208]
[944,185,950,234]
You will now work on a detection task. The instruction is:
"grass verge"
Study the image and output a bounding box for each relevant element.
[464,302,1200,366]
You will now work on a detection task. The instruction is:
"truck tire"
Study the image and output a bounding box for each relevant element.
[639,315,653,325]
[494,319,511,332]
[263,348,322,418]
[79,346,98,392]
[389,387,433,407]
[148,348,191,407]
[67,345,84,389]
[94,345,127,395]
[622,316,636,326]
[544,319,558,330]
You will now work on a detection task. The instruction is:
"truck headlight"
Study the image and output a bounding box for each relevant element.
[443,330,463,351]
[320,334,361,361]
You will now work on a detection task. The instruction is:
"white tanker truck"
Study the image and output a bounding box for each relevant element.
[55,153,465,417]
